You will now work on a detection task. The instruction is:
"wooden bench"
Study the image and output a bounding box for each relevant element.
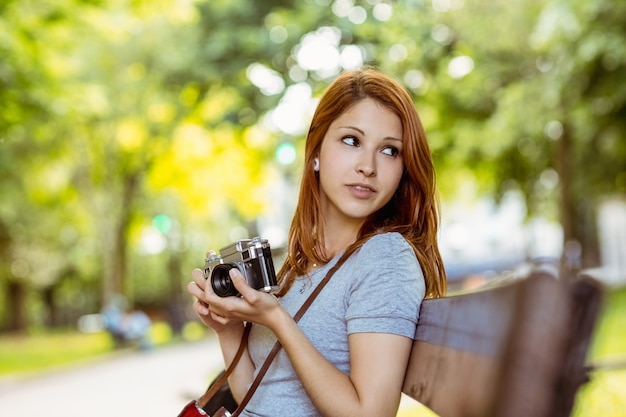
[402,265,603,417]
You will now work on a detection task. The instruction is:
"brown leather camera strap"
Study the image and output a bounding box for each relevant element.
[231,249,354,416]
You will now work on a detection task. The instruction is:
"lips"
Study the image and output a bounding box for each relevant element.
[347,183,376,198]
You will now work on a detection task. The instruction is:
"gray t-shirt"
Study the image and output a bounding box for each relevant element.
[241,232,425,417]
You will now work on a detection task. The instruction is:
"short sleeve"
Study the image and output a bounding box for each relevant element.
[345,233,426,339]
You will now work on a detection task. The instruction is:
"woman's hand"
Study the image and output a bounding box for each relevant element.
[188,267,239,334]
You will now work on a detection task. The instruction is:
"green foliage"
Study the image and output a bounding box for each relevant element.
[1,0,625,331]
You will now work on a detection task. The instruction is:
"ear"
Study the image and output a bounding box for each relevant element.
[313,157,320,171]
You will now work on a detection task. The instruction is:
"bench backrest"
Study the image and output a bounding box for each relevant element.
[402,266,603,417]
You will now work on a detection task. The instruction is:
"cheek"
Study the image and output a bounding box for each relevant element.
[320,151,350,176]
[385,162,404,183]
[317,170,334,197]
[383,167,404,196]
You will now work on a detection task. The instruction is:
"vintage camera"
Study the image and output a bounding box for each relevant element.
[204,237,279,297]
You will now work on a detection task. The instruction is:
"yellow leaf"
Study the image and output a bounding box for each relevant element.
[116,119,147,150]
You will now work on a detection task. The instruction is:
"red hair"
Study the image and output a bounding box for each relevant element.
[277,69,446,298]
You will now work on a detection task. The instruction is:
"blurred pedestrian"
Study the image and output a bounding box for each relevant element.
[101,294,152,350]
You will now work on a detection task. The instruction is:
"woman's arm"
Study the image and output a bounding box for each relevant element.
[213,325,256,403]
[272,307,412,417]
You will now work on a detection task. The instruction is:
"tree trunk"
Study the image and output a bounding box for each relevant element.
[557,123,601,277]
[5,280,28,332]
[101,172,140,307]
[557,123,579,276]
[167,251,186,335]
[42,285,58,327]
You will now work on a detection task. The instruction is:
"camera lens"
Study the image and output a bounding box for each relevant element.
[211,264,241,297]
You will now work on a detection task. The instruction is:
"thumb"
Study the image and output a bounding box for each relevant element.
[229,268,252,296]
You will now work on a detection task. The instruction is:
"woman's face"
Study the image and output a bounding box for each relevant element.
[317,98,404,231]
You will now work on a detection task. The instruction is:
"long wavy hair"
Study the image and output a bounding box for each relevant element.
[276,68,446,298]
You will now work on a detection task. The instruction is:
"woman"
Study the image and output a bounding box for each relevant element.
[187,68,446,417]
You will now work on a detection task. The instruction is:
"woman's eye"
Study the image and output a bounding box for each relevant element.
[382,146,399,157]
[342,136,359,146]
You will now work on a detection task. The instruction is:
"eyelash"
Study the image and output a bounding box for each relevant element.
[341,136,400,157]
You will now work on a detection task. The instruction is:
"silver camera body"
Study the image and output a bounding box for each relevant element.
[204,236,279,297]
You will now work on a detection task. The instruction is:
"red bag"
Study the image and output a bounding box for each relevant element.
[178,400,230,417]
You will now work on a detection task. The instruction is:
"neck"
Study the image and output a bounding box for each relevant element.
[322,220,362,258]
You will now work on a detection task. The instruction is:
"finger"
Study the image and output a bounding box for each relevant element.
[210,310,231,326]
[191,268,206,287]
[192,299,210,316]
[187,280,205,300]
[203,272,220,300]
[205,250,217,259]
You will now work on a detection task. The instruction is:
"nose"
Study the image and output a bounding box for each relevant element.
[356,152,376,177]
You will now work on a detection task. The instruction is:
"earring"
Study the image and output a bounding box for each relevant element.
[313,158,320,171]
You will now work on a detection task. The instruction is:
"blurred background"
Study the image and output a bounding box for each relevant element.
[0,0,625,416]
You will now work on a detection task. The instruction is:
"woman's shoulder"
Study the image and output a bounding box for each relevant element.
[359,232,413,257]
[351,232,422,277]
[344,232,425,329]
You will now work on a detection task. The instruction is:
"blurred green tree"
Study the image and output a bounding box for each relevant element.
[415,0,626,269]
[0,0,88,330]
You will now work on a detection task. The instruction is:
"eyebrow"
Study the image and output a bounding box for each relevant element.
[338,125,403,142]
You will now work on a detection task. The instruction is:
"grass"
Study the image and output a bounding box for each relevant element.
[0,288,624,416]
[0,329,113,376]
[0,320,203,377]
[572,285,626,417]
